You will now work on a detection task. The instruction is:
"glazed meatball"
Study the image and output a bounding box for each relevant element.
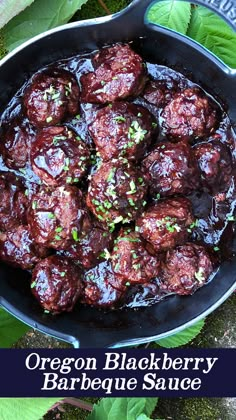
[143,78,180,108]
[0,119,35,169]
[61,225,113,269]
[0,226,49,270]
[111,229,160,285]
[30,126,90,186]
[82,261,125,308]
[88,102,156,161]
[31,256,83,313]
[161,87,219,141]
[23,68,80,128]
[81,44,147,103]
[27,185,90,249]
[194,140,232,192]
[0,174,28,231]
[136,197,195,253]
[160,243,213,295]
[142,141,200,197]
[86,161,147,228]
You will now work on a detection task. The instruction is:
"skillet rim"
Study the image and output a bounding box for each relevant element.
[0,5,236,348]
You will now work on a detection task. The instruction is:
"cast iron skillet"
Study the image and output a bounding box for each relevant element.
[0,0,236,348]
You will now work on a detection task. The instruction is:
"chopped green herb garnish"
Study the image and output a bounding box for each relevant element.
[195,267,205,283]
[72,228,79,242]
[32,201,37,210]
[128,198,135,207]
[125,281,131,287]
[54,235,61,241]
[55,226,63,233]
[114,116,126,123]
[60,271,66,277]
[214,246,220,252]
[47,213,55,220]
[46,116,53,123]
[128,120,147,144]
[31,281,36,289]
[227,215,236,221]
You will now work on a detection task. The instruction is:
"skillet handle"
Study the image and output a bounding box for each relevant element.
[126,0,236,31]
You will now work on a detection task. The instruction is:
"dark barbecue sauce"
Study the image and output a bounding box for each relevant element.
[0,42,235,313]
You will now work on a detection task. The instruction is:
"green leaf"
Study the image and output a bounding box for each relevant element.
[187,6,236,69]
[88,397,158,420]
[0,398,62,420]
[156,319,205,348]
[0,0,35,29]
[0,307,30,347]
[147,0,191,35]
[2,0,89,52]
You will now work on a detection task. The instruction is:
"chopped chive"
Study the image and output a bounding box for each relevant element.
[55,226,63,233]
[31,281,36,289]
[72,228,79,242]
[47,212,55,219]
[60,271,66,277]
[46,116,53,123]
[32,201,37,210]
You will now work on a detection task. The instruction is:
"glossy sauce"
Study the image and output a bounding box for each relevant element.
[0,46,235,310]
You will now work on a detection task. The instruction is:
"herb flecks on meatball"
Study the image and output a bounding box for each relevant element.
[136,197,195,253]
[31,126,90,186]
[23,68,80,128]
[86,161,147,229]
[81,43,147,103]
[88,102,156,161]
[160,243,213,295]
[161,87,219,141]
[27,185,90,249]
[142,141,200,197]
[60,225,113,269]
[0,226,49,270]
[194,140,232,192]
[111,229,160,285]
[31,255,83,314]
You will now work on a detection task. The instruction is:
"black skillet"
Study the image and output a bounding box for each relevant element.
[0,0,236,348]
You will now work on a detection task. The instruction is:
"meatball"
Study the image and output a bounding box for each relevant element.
[61,225,113,269]
[0,226,49,270]
[0,119,35,169]
[31,256,83,314]
[27,185,90,249]
[81,43,147,103]
[142,141,200,197]
[111,229,160,285]
[30,126,90,186]
[160,243,213,295]
[86,161,147,228]
[88,102,156,161]
[161,87,219,141]
[194,140,232,192]
[0,173,28,231]
[23,68,80,128]
[82,261,125,308]
[143,78,180,108]
[136,197,195,253]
